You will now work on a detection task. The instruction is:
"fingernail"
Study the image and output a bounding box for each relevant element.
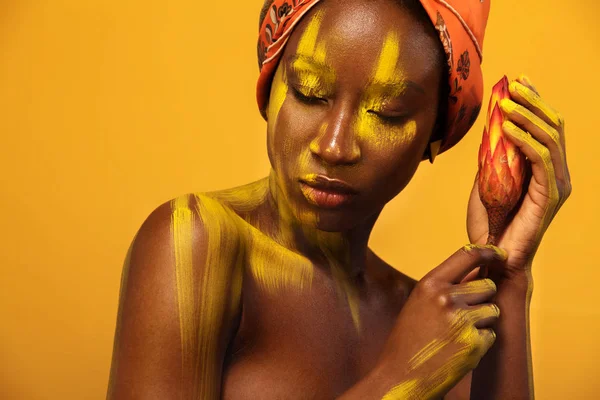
[521,73,534,86]
[499,98,516,113]
[463,244,508,260]
[492,304,501,316]
[509,80,521,93]
[518,73,529,84]
[501,120,513,132]
[485,278,497,291]
[486,245,508,260]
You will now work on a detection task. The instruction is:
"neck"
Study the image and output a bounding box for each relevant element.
[264,170,381,279]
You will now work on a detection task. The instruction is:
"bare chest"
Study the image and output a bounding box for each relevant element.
[221,258,409,400]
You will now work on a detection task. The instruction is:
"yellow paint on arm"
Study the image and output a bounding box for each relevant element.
[169,194,244,399]
[383,308,496,398]
[382,379,420,400]
[192,194,243,399]
[170,196,198,390]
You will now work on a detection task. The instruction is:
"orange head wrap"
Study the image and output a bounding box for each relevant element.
[257,0,491,159]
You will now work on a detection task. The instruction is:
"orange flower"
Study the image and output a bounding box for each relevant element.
[478,76,526,245]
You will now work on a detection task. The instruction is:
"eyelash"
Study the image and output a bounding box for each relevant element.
[290,87,407,124]
[291,87,327,105]
[367,110,407,125]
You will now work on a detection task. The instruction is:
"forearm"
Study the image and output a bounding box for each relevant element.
[338,362,459,400]
[470,271,534,400]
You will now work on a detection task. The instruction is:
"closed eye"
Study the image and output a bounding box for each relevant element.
[367,110,407,125]
[291,87,327,105]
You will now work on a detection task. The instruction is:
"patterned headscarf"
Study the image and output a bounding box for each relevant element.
[256,0,491,159]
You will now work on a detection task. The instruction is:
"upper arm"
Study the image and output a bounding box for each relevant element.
[107,194,244,399]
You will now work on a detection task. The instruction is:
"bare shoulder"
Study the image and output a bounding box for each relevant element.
[204,177,271,222]
[367,249,418,301]
[107,193,244,399]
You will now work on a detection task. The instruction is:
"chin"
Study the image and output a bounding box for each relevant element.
[305,205,376,232]
[314,213,357,232]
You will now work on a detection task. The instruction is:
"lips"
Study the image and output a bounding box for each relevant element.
[299,174,358,208]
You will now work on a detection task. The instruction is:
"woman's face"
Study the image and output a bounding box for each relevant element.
[266,0,443,231]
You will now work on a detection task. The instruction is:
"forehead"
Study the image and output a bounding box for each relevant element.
[282,0,440,85]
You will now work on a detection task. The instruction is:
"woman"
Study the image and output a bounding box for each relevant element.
[107,0,571,398]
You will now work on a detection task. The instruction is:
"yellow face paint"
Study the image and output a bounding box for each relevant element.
[288,10,336,101]
[307,122,329,162]
[354,31,417,149]
[264,10,366,334]
[267,65,289,133]
[373,31,402,84]
[273,11,334,228]
[296,10,325,59]
[290,59,335,100]
[267,10,329,141]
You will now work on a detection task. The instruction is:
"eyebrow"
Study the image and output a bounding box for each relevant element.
[288,55,336,85]
[366,80,425,97]
[287,54,425,96]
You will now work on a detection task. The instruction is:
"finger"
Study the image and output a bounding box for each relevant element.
[516,73,539,96]
[477,328,497,356]
[502,120,560,204]
[508,80,565,141]
[468,303,500,329]
[460,266,482,284]
[451,279,497,306]
[426,244,508,284]
[499,98,567,184]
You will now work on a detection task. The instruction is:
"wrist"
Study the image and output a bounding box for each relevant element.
[496,270,534,302]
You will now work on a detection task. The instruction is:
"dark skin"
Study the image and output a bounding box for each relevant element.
[108,0,570,399]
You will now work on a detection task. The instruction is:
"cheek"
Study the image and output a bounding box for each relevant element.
[266,66,290,170]
[355,115,419,151]
[270,102,324,177]
[358,117,432,195]
[268,98,325,178]
[357,117,428,169]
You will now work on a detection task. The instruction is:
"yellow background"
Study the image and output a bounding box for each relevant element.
[1,0,598,398]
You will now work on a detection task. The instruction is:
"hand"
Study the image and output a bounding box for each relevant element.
[467,75,572,279]
[373,245,506,399]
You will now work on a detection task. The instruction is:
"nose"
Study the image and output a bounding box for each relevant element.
[309,104,361,166]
